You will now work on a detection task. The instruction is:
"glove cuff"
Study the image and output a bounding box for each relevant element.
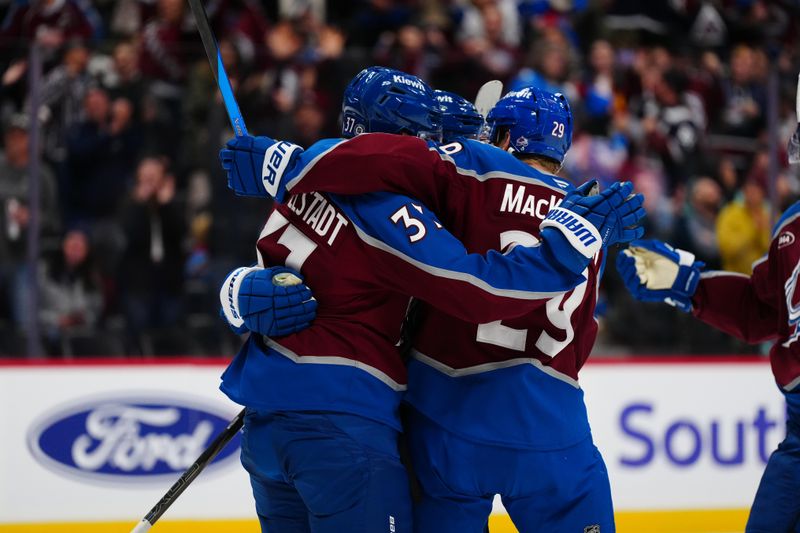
[539,227,592,275]
[674,262,702,298]
[220,266,262,328]
[540,207,602,259]
[261,141,302,201]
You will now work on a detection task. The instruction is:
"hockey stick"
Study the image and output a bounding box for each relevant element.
[474,80,503,119]
[130,408,246,533]
[474,80,502,141]
[789,73,800,165]
[187,0,248,137]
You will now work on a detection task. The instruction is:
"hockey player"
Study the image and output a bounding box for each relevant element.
[434,89,483,141]
[218,68,643,532]
[396,88,623,532]
[220,71,644,531]
[617,208,800,533]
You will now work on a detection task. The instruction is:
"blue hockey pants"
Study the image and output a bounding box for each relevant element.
[746,392,800,533]
[240,409,412,533]
[406,408,614,533]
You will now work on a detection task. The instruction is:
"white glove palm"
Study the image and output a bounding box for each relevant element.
[616,240,704,312]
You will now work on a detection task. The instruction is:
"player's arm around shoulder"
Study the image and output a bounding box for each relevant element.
[333,192,585,324]
[219,132,450,207]
[219,264,318,338]
[219,134,349,201]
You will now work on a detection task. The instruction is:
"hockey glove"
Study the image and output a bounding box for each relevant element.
[219,135,303,199]
[220,265,317,337]
[539,180,646,274]
[615,239,704,312]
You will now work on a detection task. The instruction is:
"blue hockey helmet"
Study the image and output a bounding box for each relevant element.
[486,87,573,164]
[434,90,483,141]
[341,67,442,140]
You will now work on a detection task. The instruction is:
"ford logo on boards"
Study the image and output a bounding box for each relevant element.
[27,394,241,484]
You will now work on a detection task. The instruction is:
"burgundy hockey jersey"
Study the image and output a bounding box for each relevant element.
[220,186,586,430]
[279,134,606,448]
[693,201,800,392]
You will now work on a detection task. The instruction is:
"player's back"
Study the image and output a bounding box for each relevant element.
[219,179,568,431]
[221,191,413,430]
[406,139,602,450]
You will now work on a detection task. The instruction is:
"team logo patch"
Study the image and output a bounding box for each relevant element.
[515,136,529,149]
[778,231,795,249]
[584,526,600,533]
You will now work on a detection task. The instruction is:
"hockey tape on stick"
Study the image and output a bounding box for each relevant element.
[187,0,248,137]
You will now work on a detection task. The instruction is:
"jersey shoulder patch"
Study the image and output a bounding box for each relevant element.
[772,200,800,239]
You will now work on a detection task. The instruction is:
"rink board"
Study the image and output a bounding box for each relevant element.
[0,357,782,532]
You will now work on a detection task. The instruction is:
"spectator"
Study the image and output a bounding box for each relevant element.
[374,24,440,81]
[716,177,771,274]
[509,31,577,101]
[39,39,93,164]
[716,156,740,203]
[107,41,145,118]
[64,86,141,225]
[673,177,723,270]
[138,0,189,85]
[456,0,520,48]
[138,0,191,161]
[580,40,616,130]
[118,157,186,352]
[38,228,103,352]
[715,45,766,138]
[0,0,97,63]
[0,114,60,325]
[239,21,304,137]
[642,68,704,192]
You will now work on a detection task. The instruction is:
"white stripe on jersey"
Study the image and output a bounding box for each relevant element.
[410,348,580,389]
[432,149,566,193]
[347,217,568,301]
[784,374,800,392]
[265,337,407,392]
[700,270,751,280]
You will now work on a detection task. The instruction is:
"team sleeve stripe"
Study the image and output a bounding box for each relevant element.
[265,337,406,391]
[431,147,566,193]
[348,221,566,300]
[410,349,580,389]
[784,374,800,392]
[699,270,751,280]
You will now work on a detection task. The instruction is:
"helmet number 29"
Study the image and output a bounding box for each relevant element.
[551,121,565,138]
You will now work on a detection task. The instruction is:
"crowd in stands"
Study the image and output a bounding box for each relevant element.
[0,0,798,356]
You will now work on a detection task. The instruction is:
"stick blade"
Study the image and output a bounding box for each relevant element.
[474,80,503,118]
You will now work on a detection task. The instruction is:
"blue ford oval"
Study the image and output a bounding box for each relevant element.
[27,394,241,484]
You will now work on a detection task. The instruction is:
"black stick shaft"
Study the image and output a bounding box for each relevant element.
[187,0,219,83]
[137,409,245,527]
[186,0,248,136]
